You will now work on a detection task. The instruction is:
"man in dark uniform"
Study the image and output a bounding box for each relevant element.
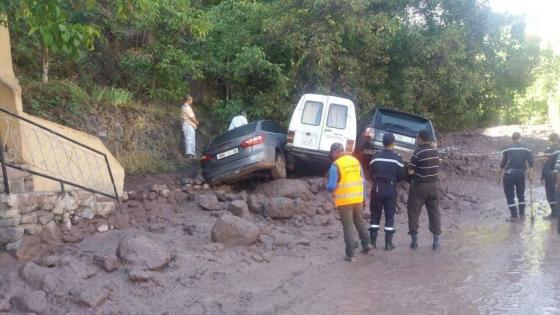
[542,133,559,219]
[407,130,441,250]
[555,156,560,234]
[368,133,406,250]
[498,132,534,221]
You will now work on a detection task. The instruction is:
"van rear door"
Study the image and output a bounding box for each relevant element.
[318,98,356,152]
[291,96,326,151]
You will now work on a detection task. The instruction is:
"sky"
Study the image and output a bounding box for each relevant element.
[489,0,560,52]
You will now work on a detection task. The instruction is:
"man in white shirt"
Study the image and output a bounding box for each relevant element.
[181,95,199,158]
[228,111,248,131]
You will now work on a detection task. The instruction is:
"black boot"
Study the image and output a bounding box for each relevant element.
[432,234,440,250]
[506,209,518,222]
[385,232,395,251]
[369,229,378,249]
[410,234,418,249]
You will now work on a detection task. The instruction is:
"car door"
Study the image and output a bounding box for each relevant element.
[318,99,351,152]
[292,96,326,151]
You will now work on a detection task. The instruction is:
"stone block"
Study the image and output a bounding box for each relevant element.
[0,217,20,227]
[0,227,24,243]
[0,208,19,219]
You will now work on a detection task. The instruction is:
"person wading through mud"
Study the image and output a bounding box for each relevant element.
[181,95,199,159]
[326,143,372,262]
[542,133,560,219]
[497,132,534,222]
[407,129,441,250]
[368,133,406,250]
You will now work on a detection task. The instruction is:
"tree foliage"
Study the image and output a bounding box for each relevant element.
[3,0,555,131]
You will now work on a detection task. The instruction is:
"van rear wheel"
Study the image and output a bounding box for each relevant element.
[271,153,287,179]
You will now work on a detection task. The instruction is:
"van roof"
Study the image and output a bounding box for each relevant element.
[301,94,354,105]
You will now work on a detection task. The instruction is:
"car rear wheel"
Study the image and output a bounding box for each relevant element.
[271,152,287,179]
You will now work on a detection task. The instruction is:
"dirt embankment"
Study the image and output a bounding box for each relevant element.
[0,125,554,314]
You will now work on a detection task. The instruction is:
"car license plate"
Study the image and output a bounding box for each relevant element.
[217,148,239,160]
[395,134,415,144]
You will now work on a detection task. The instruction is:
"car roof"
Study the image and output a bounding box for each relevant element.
[378,107,432,122]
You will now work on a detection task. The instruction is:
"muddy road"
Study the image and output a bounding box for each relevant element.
[1,125,559,314]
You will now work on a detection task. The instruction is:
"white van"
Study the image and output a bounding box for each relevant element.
[286,94,357,166]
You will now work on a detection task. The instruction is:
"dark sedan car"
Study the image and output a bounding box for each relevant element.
[201,120,287,185]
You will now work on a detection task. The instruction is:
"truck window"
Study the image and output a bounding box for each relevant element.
[301,101,323,126]
[376,110,431,137]
[326,104,348,129]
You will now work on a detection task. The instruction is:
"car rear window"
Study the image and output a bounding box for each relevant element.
[326,104,348,129]
[375,110,432,137]
[301,101,323,126]
[212,122,257,144]
[261,121,285,134]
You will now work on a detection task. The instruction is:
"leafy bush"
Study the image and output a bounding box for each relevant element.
[92,86,133,107]
[22,80,91,118]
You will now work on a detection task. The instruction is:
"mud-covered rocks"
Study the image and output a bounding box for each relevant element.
[20,262,50,290]
[93,254,120,272]
[228,200,252,220]
[127,268,151,282]
[74,286,111,308]
[116,235,174,270]
[198,194,220,211]
[247,194,263,214]
[262,197,298,219]
[0,227,24,243]
[17,290,47,313]
[211,214,260,246]
[255,179,313,201]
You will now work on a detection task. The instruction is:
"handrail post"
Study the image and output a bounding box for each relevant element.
[0,135,10,194]
[103,154,120,205]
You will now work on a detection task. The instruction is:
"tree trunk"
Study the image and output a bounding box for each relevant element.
[42,46,49,84]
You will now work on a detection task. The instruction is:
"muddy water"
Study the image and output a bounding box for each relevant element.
[247,192,560,315]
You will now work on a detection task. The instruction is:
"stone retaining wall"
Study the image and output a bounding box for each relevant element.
[0,191,116,249]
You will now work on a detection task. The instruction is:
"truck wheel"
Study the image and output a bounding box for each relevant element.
[271,153,287,179]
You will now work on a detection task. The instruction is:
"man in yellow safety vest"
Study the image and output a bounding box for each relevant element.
[326,143,372,262]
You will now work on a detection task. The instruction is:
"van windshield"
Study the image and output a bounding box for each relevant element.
[326,104,348,129]
[301,101,323,126]
[375,110,432,137]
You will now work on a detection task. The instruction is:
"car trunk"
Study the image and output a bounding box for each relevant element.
[204,123,258,165]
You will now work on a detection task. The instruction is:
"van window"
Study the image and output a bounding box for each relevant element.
[301,101,323,126]
[326,104,348,129]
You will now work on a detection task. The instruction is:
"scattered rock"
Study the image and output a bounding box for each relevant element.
[81,207,95,220]
[128,190,138,200]
[228,200,252,220]
[18,290,47,313]
[255,179,313,201]
[182,224,197,236]
[194,185,203,190]
[211,214,260,246]
[215,190,227,202]
[310,183,320,194]
[5,239,22,251]
[116,235,174,270]
[203,184,211,190]
[202,243,225,252]
[181,178,194,185]
[252,253,264,263]
[247,194,264,214]
[20,262,50,289]
[0,294,10,311]
[194,178,204,185]
[121,191,129,202]
[150,184,168,192]
[57,256,97,280]
[175,191,189,203]
[148,192,158,201]
[297,238,311,246]
[198,194,220,211]
[160,189,171,198]
[75,286,110,308]
[310,215,332,227]
[93,254,120,272]
[128,268,151,282]
[97,224,109,233]
[262,197,297,219]
[0,227,24,243]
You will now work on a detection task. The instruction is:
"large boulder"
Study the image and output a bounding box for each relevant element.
[116,235,174,270]
[18,290,47,313]
[211,215,260,246]
[20,262,51,290]
[262,197,298,219]
[254,179,313,201]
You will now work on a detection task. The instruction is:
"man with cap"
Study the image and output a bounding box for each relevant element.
[369,133,406,250]
[542,133,559,219]
[407,129,441,250]
[497,132,534,221]
[326,142,371,262]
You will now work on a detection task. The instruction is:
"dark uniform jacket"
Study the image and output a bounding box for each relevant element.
[369,149,405,184]
[500,143,534,171]
[542,143,560,180]
[409,144,440,182]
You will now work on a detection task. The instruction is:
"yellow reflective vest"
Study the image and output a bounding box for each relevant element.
[333,155,364,207]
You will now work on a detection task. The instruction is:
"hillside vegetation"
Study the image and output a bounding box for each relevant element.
[2,0,559,173]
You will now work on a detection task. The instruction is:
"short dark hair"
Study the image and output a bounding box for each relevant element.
[550,133,559,143]
[383,133,395,146]
[417,129,432,142]
[512,132,521,141]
